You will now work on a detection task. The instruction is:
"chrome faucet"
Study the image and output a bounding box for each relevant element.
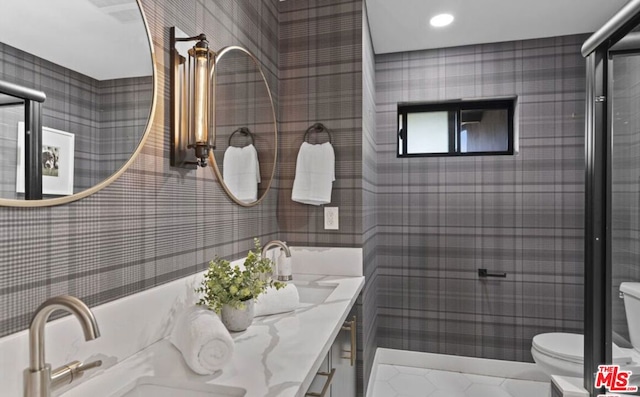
[262,240,292,281]
[24,295,102,397]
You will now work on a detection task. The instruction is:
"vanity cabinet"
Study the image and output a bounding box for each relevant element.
[306,316,356,397]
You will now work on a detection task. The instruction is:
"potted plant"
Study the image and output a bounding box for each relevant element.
[196,239,284,331]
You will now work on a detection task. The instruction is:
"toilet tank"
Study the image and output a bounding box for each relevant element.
[621,282,640,350]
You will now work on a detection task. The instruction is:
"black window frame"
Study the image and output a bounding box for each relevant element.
[397,98,516,158]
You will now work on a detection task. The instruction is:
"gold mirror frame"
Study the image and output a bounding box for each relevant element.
[0,0,157,208]
[208,46,277,207]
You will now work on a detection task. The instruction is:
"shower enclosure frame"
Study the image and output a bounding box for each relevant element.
[584,1,640,395]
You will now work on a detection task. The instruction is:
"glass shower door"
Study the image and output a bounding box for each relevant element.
[610,47,640,392]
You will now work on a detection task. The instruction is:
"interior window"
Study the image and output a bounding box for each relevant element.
[397,98,515,157]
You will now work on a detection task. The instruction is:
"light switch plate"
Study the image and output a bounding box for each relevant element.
[324,207,339,230]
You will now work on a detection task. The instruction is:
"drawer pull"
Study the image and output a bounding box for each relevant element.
[341,315,357,366]
[305,368,336,397]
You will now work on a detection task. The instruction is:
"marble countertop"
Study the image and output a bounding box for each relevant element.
[60,274,364,397]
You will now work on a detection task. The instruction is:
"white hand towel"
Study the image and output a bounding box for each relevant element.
[170,306,235,375]
[291,142,335,205]
[254,284,300,317]
[223,144,261,202]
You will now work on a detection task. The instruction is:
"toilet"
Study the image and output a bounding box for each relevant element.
[531,282,640,381]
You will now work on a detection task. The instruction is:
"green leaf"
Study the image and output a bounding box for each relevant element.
[195,238,280,313]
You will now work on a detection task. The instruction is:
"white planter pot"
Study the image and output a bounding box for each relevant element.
[221,299,255,332]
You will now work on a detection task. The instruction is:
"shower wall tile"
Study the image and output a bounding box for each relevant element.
[0,0,280,337]
[375,34,587,362]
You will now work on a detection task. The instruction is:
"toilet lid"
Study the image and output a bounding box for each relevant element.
[533,333,584,364]
[532,333,633,365]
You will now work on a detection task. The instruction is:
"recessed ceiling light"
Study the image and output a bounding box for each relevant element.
[430,13,454,28]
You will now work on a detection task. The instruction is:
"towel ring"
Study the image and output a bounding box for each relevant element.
[303,123,332,144]
[228,127,255,147]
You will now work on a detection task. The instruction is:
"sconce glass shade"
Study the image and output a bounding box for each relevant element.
[170,28,215,169]
[187,41,214,165]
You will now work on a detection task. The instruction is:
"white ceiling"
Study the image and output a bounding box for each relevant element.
[0,0,152,81]
[3,1,628,77]
[366,0,629,54]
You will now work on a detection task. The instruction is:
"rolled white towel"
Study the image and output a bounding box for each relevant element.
[170,306,235,375]
[254,284,300,317]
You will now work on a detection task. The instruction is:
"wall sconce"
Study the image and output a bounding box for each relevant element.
[170,27,215,169]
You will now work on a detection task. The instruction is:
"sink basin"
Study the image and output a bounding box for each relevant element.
[113,377,246,397]
[295,284,336,305]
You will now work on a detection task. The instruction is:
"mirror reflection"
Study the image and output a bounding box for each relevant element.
[0,0,153,202]
[210,47,276,205]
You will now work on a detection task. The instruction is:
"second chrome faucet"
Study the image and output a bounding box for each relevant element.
[261,240,292,281]
[24,295,102,397]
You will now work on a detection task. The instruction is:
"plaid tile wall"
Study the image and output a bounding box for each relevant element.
[277,0,363,247]
[361,3,378,395]
[375,35,587,362]
[611,53,640,346]
[278,3,371,394]
[0,0,280,337]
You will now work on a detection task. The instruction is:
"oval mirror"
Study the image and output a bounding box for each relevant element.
[209,46,277,207]
[0,0,155,206]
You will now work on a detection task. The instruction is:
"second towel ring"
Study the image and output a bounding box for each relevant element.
[228,127,255,147]
[303,123,332,144]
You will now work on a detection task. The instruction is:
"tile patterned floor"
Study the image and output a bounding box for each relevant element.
[370,364,551,397]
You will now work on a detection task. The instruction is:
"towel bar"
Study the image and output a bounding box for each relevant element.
[303,123,332,144]
[478,268,507,278]
[228,127,255,147]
